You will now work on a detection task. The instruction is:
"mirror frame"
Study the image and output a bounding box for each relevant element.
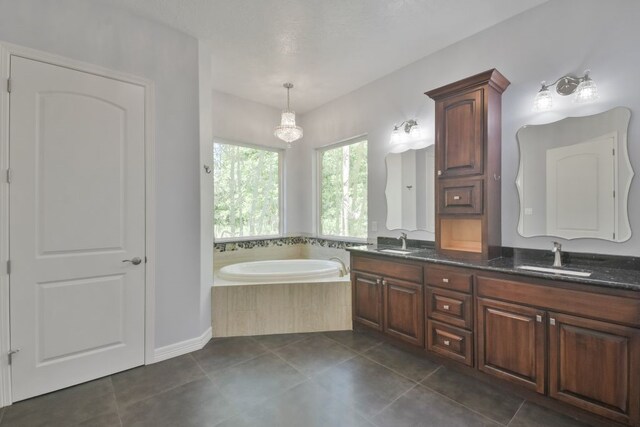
[515,106,633,242]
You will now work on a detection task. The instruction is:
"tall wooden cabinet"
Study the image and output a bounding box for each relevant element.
[426,69,510,260]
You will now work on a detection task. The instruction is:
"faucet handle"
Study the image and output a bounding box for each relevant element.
[399,232,407,239]
[552,241,562,252]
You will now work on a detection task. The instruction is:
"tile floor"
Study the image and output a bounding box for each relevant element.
[1,331,592,427]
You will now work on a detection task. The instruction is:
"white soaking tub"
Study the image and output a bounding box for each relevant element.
[212,258,351,337]
[217,259,343,283]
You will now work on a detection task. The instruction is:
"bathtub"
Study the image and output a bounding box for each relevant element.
[212,258,352,337]
[217,259,344,283]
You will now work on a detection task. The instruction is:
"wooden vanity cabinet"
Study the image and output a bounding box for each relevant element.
[477,274,640,426]
[548,312,640,425]
[426,69,510,260]
[351,254,424,347]
[425,265,475,366]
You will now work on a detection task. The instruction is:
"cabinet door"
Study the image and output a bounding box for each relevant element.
[352,272,383,331]
[549,312,640,425]
[384,278,424,347]
[436,88,483,178]
[477,298,546,393]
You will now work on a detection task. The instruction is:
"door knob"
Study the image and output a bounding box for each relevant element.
[122,257,142,265]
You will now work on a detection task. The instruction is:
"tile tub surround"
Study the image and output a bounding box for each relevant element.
[212,280,352,337]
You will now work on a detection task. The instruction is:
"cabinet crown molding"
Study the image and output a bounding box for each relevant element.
[425,68,511,100]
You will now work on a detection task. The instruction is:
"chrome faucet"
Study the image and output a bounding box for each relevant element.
[552,241,562,267]
[398,232,408,250]
[329,257,349,277]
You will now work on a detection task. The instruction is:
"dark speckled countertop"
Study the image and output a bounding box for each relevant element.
[347,239,640,292]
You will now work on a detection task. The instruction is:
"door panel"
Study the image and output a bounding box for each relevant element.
[9,56,146,401]
[549,312,640,425]
[384,278,424,347]
[477,298,546,393]
[352,272,383,331]
[436,88,483,177]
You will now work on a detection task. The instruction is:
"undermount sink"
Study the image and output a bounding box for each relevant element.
[378,248,413,255]
[517,265,592,278]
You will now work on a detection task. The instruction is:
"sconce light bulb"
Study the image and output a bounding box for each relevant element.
[533,86,553,112]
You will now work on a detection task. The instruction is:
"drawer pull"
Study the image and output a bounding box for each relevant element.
[453,195,461,200]
[443,340,450,346]
[442,278,449,283]
[437,170,442,176]
[550,318,556,326]
[376,279,381,285]
[536,315,542,323]
[443,304,450,310]
[382,280,387,286]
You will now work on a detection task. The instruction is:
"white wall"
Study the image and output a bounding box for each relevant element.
[300,0,640,256]
[211,90,309,235]
[0,0,205,348]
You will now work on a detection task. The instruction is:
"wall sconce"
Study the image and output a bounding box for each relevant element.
[533,69,599,112]
[390,119,425,144]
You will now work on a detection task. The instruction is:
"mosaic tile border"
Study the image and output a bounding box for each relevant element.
[214,236,367,252]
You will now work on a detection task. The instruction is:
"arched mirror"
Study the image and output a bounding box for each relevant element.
[516,107,633,241]
[385,146,435,232]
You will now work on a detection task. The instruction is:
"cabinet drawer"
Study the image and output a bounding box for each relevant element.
[426,287,472,329]
[439,179,483,215]
[425,266,473,293]
[352,255,422,283]
[427,320,473,366]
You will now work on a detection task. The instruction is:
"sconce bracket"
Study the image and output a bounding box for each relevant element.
[555,75,581,96]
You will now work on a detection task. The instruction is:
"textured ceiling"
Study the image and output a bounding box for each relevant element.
[101,0,547,112]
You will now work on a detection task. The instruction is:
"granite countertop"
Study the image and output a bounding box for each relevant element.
[347,241,640,292]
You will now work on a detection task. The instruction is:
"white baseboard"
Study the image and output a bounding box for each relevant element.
[153,327,212,363]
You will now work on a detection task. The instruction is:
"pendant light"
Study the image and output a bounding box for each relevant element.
[274,82,303,147]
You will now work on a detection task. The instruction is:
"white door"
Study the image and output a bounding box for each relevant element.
[9,56,146,401]
[546,136,615,239]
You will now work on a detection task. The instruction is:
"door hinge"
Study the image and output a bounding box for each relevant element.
[8,349,20,365]
[6,78,11,93]
[6,168,11,184]
[6,260,11,275]
[613,190,616,198]
[613,232,616,239]
[612,148,615,156]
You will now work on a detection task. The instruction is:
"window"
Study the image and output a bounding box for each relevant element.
[213,141,283,240]
[318,137,368,239]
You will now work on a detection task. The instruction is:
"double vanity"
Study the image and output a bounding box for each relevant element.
[348,245,640,426]
[359,69,640,426]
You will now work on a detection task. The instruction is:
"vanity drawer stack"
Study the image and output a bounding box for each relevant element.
[425,265,474,366]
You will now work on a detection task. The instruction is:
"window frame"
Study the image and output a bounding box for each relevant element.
[316,134,368,243]
[213,138,285,243]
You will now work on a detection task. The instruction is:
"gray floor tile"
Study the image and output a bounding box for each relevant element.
[323,330,383,352]
[209,352,306,408]
[1,377,117,427]
[374,384,501,427]
[363,342,440,381]
[191,336,267,374]
[119,377,235,427]
[111,354,205,408]
[249,333,311,350]
[217,381,374,427]
[274,334,357,375]
[509,401,591,427]
[76,411,121,427]
[422,367,523,424]
[313,355,415,417]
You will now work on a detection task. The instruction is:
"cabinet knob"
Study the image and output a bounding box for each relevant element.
[442,278,449,283]
[382,280,387,286]
[453,195,461,200]
[550,318,556,326]
[443,305,450,310]
[376,279,381,285]
[536,315,542,323]
[443,340,450,346]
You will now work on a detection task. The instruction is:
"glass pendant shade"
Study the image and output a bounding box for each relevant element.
[274,83,303,146]
[574,77,599,103]
[533,86,553,112]
[274,109,303,143]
